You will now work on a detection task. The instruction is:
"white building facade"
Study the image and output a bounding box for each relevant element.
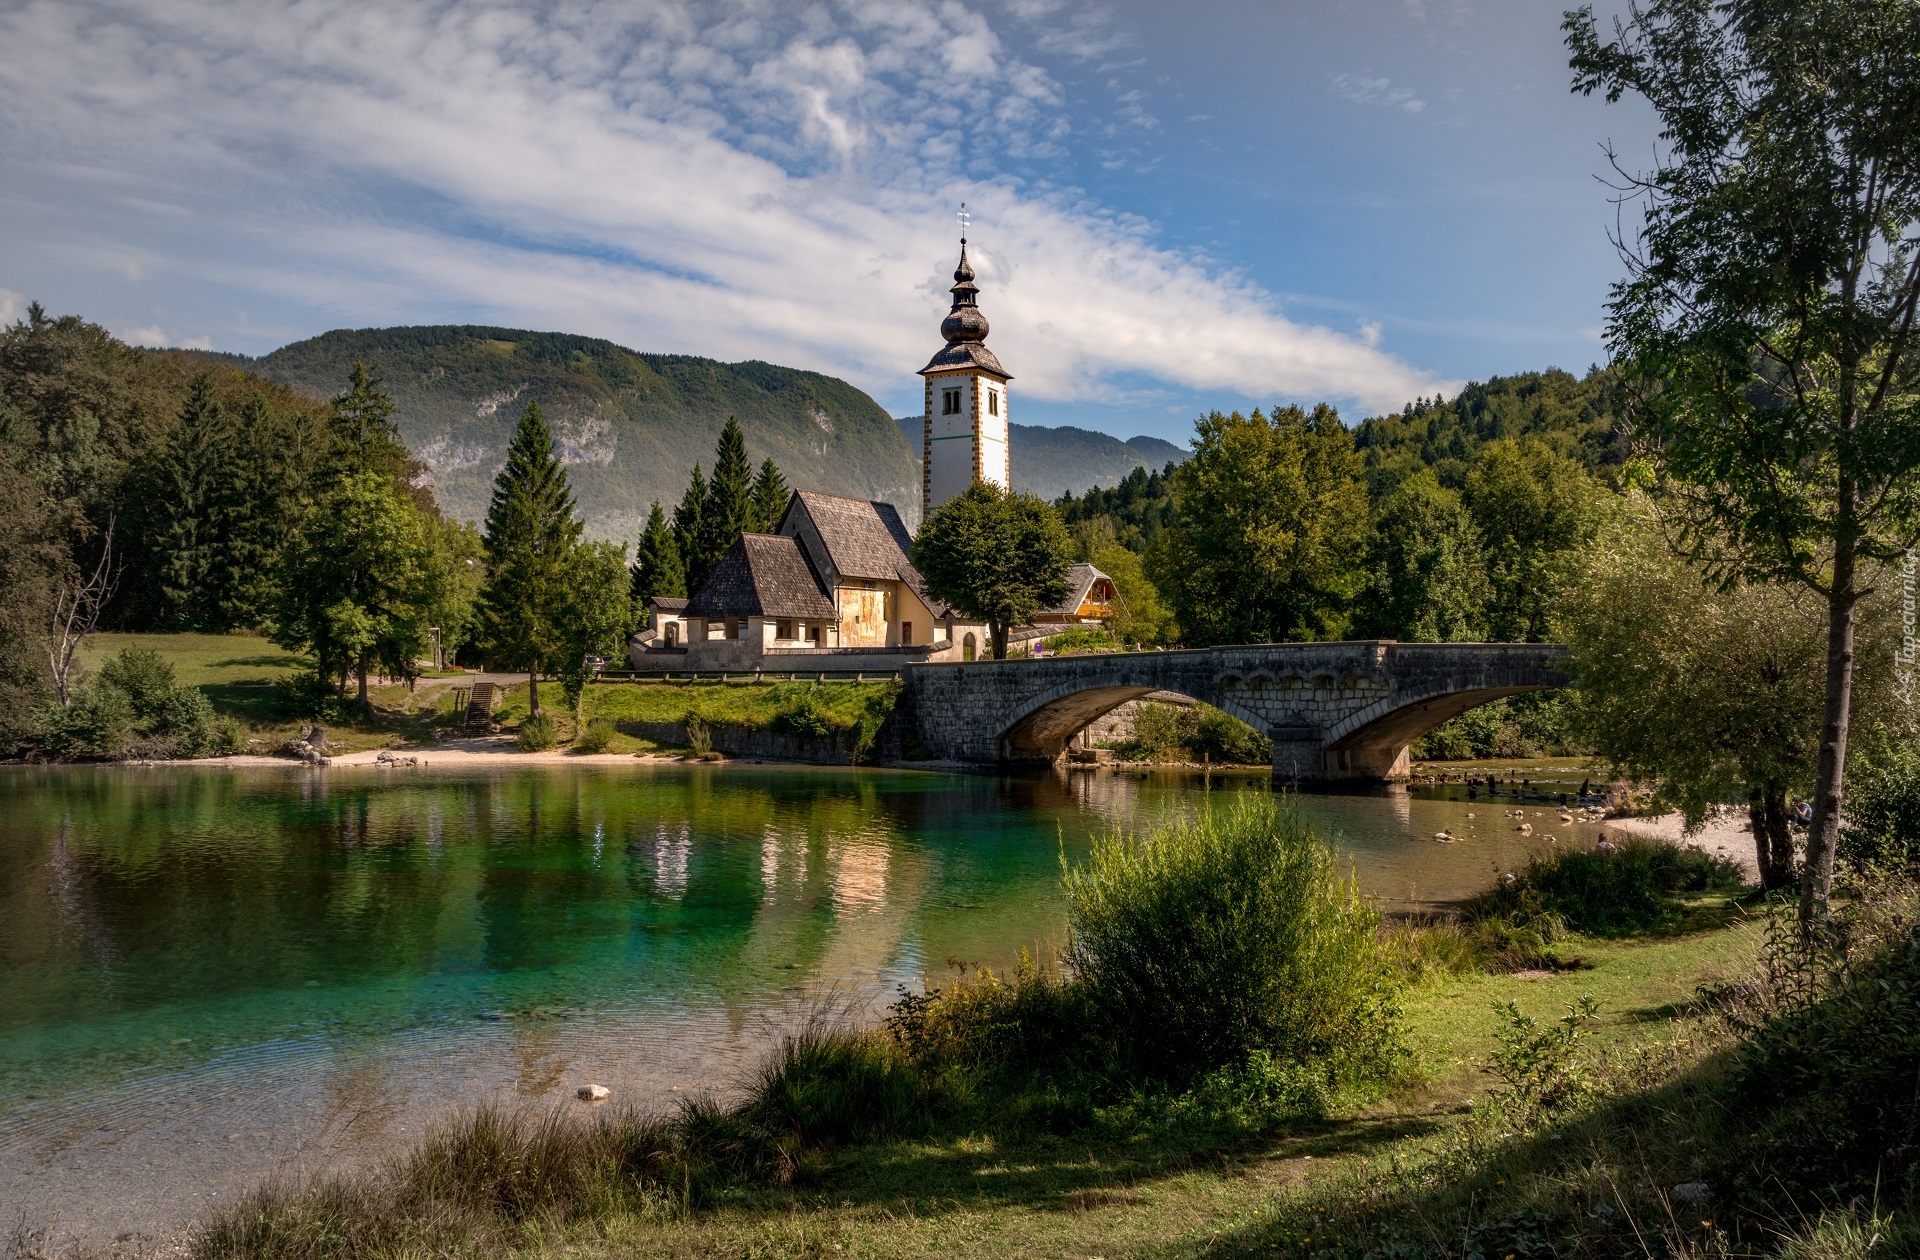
[920,238,1011,519]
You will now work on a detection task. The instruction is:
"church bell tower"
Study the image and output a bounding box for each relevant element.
[919,231,1011,519]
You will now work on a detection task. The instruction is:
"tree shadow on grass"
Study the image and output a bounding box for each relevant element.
[1111,1050,1803,1260]
[782,1111,1448,1222]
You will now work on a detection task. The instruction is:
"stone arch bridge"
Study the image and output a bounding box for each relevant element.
[896,641,1569,781]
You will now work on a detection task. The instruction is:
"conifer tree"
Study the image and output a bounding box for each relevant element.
[477,401,580,715]
[154,374,226,630]
[749,457,789,533]
[697,416,753,585]
[673,463,707,592]
[630,501,686,610]
[327,361,416,486]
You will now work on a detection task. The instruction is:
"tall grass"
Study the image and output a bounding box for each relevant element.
[1064,794,1402,1084]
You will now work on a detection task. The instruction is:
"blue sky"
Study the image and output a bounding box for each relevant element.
[0,0,1658,444]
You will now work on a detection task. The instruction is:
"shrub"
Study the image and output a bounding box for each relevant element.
[33,648,230,760]
[573,717,616,753]
[1193,704,1273,764]
[1462,837,1744,936]
[515,712,557,751]
[1115,700,1272,764]
[1063,794,1403,1085]
[1840,742,1920,871]
[36,682,137,759]
[1044,625,1121,655]
[1098,1048,1331,1137]
[1727,900,1920,1209]
[770,685,837,740]
[273,668,342,721]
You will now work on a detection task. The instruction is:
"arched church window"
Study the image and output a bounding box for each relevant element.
[963,632,977,662]
[665,622,679,647]
[942,388,961,415]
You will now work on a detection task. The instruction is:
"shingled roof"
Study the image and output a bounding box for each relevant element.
[684,534,836,621]
[1038,563,1114,618]
[783,490,954,618]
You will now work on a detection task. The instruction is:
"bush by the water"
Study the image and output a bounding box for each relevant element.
[1115,699,1274,764]
[1064,794,1402,1084]
[32,648,236,759]
[514,711,557,751]
[1462,835,1743,937]
[572,717,615,753]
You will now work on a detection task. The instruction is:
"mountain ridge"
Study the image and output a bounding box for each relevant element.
[894,416,1188,500]
[237,325,922,542]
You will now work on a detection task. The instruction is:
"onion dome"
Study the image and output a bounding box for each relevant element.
[940,242,989,343]
[919,238,1010,378]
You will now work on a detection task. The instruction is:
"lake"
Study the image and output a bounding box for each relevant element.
[1,761,1624,1246]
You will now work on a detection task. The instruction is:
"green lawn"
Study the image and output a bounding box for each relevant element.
[81,631,309,687]
[79,632,464,751]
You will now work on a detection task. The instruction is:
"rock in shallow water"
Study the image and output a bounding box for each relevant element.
[577,1084,610,1102]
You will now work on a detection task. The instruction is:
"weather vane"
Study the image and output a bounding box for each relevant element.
[958,202,969,241]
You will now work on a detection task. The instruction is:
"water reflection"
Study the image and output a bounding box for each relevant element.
[0,762,1616,1247]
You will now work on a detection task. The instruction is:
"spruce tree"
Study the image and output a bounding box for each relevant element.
[749,457,789,533]
[630,501,686,610]
[697,416,753,585]
[154,374,226,630]
[328,361,416,486]
[477,401,580,714]
[673,464,707,591]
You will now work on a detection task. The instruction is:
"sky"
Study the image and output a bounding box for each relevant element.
[0,0,1660,443]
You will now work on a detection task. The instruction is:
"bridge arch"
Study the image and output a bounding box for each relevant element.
[993,678,1274,762]
[897,642,1570,779]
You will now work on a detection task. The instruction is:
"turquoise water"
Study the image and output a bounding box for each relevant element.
[0,762,1627,1243]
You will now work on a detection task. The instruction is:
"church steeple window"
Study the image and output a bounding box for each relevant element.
[942,388,961,415]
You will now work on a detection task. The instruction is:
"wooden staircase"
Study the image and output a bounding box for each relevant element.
[464,682,497,732]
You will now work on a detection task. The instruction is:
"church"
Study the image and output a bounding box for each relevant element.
[630,233,1111,671]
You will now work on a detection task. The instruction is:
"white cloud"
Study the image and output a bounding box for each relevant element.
[117,324,214,350]
[0,288,25,325]
[0,0,1452,413]
[1330,72,1427,115]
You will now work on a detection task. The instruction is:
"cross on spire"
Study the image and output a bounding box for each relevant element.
[957,202,969,241]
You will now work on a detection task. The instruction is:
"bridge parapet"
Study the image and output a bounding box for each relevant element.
[896,641,1568,782]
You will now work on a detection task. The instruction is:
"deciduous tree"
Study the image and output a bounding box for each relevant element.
[915,483,1073,659]
[1353,470,1491,642]
[271,472,431,709]
[1567,0,1920,919]
[1155,405,1368,645]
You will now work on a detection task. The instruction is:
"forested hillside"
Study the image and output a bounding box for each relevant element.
[244,326,920,540]
[1352,366,1627,497]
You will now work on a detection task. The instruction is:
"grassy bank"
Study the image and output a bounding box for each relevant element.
[172,800,1919,1260]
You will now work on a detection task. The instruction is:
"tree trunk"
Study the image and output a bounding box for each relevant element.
[1748,780,1794,892]
[356,662,370,711]
[1803,528,1858,925]
[990,622,1009,660]
[528,668,541,715]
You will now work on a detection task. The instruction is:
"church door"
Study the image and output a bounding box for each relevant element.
[962,632,976,662]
